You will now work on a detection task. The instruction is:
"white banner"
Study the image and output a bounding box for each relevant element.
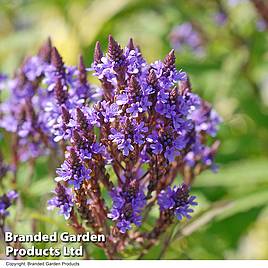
[0,260,268,268]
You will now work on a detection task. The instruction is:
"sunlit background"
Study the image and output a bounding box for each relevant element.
[0,0,268,260]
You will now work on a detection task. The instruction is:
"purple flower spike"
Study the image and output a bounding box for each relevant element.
[170,23,204,56]
[55,148,91,189]
[0,190,18,218]
[108,180,146,233]
[47,183,73,219]
[158,184,197,221]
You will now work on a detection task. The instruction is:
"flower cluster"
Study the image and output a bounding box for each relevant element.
[214,11,228,26]
[47,183,74,220]
[55,148,91,190]
[108,180,146,233]
[184,100,221,172]
[0,39,96,162]
[0,36,221,256]
[0,190,18,219]
[158,184,197,220]
[170,23,204,56]
[0,147,17,230]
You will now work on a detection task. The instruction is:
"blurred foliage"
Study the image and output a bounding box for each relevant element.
[0,0,268,260]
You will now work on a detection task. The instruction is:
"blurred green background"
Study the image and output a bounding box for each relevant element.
[0,0,268,260]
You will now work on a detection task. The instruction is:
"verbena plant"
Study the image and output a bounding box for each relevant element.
[0,36,220,259]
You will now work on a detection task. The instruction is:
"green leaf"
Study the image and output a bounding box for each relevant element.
[195,159,268,188]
